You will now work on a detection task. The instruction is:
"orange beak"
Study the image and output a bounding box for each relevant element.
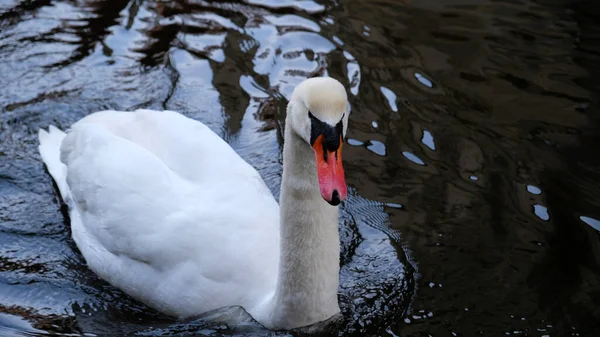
[312,134,347,206]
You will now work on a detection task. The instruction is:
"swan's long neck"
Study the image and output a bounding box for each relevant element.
[268,118,341,329]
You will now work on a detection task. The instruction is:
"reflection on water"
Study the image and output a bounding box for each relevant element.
[580,216,600,232]
[414,73,433,89]
[402,152,425,166]
[533,204,551,221]
[527,185,542,195]
[379,86,398,113]
[1,0,600,336]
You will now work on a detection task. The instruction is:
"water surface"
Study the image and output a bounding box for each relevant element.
[1,0,600,336]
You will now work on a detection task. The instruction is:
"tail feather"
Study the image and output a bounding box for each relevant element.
[38,125,71,202]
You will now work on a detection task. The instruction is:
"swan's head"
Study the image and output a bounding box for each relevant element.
[288,77,350,206]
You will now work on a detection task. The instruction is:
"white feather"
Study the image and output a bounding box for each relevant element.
[38,77,350,330]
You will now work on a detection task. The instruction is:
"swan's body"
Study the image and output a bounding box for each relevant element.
[38,77,350,330]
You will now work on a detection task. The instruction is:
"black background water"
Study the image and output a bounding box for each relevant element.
[1,0,599,336]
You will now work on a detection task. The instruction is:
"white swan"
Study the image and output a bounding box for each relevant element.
[38,77,351,330]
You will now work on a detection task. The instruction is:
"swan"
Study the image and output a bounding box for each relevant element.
[37,77,351,330]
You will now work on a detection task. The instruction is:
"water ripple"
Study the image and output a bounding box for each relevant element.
[402,151,425,166]
[527,185,542,195]
[421,130,435,151]
[380,86,398,112]
[533,204,550,221]
[580,216,600,232]
[2,0,600,335]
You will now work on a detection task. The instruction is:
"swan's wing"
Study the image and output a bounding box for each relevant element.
[61,123,188,265]
[61,118,280,301]
[70,109,258,183]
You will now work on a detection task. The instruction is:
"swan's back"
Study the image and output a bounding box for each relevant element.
[69,109,255,182]
[39,109,281,318]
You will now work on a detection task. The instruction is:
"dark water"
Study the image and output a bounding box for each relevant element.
[1,0,600,336]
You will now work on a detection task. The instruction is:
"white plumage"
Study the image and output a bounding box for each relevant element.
[38,77,350,330]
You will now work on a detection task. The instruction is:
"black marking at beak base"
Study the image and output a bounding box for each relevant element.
[329,189,341,206]
[309,111,343,153]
